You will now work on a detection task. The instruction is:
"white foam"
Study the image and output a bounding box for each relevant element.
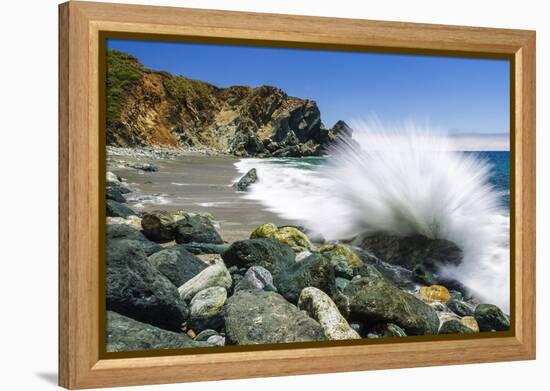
[236,121,510,311]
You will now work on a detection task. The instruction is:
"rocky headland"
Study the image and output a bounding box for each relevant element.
[107,49,354,158]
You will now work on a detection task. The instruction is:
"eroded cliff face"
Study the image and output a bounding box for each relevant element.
[106,50,352,157]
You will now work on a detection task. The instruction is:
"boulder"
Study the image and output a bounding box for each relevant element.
[412,264,438,286]
[335,277,351,292]
[234,266,276,292]
[106,223,161,256]
[126,162,160,172]
[141,210,177,242]
[223,290,325,345]
[175,215,223,244]
[106,171,120,183]
[419,285,451,303]
[343,266,440,335]
[447,299,474,317]
[221,238,295,272]
[233,168,258,191]
[439,319,474,334]
[178,263,232,302]
[106,311,210,352]
[298,287,360,340]
[251,223,314,252]
[474,304,510,331]
[461,316,480,332]
[188,287,227,331]
[106,240,189,331]
[106,200,135,218]
[352,233,463,271]
[148,247,207,287]
[176,242,229,255]
[273,252,337,304]
[109,182,132,194]
[206,335,226,346]
[106,187,126,203]
[367,323,407,338]
[319,244,363,268]
[194,329,220,342]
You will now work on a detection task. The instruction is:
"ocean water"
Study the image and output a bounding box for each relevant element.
[234,132,511,311]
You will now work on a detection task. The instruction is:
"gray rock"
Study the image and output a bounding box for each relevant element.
[273,253,337,304]
[298,287,360,340]
[176,242,229,255]
[106,200,135,218]
[194,329,220,342]
[126,162,160,172]
[141,210,177,242]
[439,319,474,334]
[234,266,274,292]
[233,168,258,192]
[148,248,207,287]
[178,264,232,302]
[206,335,226,346]
[352,233,463,271]
[188,287,227,331]
[343,265,440,335]
[335,277,351,292]
[175,215,223,244]
[223,290,325,345]
[106,224,162,256]
[474,304,510,332]
[106,187,126,203]
[106,311,210,352]
[222,238,295,272]
[106,240,189,331]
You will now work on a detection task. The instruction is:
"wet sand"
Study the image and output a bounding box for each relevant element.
[107,152,290,242]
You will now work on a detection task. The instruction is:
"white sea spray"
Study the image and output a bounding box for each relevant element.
[235,121,510,311]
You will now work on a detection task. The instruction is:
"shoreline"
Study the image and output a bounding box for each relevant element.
[107,149,291,242]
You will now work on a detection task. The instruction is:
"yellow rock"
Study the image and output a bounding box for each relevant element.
[419,285,451,303]
[250,223,278,239]
[250,223,314,252]
[319,243,363,268]
[461,316,480,333]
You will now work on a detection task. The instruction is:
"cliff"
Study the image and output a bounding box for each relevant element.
[106,50,353,157]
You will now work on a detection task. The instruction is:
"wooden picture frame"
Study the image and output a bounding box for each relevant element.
[59,1,536,389]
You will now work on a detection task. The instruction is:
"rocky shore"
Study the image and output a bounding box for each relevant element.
[106,50,356,158]
[106,169,510,352]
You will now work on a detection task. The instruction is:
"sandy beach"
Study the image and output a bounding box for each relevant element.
[107,152,290,242]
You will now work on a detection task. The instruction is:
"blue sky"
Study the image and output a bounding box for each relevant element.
[108,39,510,147]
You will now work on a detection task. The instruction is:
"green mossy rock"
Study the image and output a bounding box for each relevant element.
[343,266,440,335]
[251,223,314,252]
[474,304,510,332]
[106,311,211,352]
[148,247,207,287]
[319,244,363,268]
[223,290,325,345]
[222,238,295,272]
[188,287,227,331]
[439,319,474,334]
[273,253,337,304]
[106,240,189,331]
